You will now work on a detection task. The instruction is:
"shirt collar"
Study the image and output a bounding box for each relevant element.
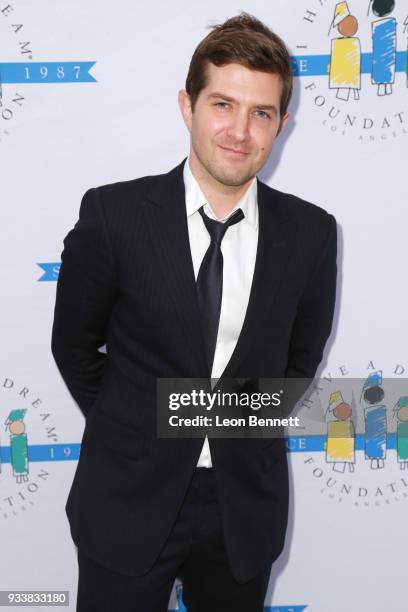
[183,156,258,230]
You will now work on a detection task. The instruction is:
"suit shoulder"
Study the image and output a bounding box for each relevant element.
[77,166,178,227]
[260,181,336,228]
[91,169,166,203]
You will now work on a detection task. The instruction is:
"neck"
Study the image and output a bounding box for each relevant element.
[188,153,253,220]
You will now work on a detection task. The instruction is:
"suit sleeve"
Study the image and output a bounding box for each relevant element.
[51,188,117,417]
[285,213,337,380]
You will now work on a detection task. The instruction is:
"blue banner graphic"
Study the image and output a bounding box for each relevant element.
[168,605,307,612]
[0,62,96,83]
[287,433,397,452]
[0,436,398,463]
[292,52,407,77]
[37,262,60,281]
[264,606,307,612]
[0,444,81,463]
[3,54,406,84]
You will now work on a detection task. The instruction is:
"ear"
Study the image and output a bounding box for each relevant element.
[276,112,290,137]
[178,89,193,133]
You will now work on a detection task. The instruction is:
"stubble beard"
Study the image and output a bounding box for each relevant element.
[193,143,256,188]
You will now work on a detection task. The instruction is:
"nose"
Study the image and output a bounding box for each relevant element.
[226,109,250,143]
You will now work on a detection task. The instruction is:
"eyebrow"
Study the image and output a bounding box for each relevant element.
[207,92,279,116]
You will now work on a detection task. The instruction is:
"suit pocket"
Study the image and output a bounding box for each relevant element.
[85,409,145,460]
[260,439,286,472]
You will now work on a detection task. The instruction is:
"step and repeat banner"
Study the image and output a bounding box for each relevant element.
[1,1,407,610]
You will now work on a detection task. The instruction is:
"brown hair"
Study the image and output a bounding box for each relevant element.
[185,13,293,117]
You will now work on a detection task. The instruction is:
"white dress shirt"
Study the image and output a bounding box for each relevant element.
[183,158,259,467]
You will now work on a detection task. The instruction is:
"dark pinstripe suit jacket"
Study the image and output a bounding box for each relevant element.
[51,159,337,582]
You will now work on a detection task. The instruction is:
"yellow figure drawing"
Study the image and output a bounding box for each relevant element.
[326,391,355,473]
[329,2,362,101]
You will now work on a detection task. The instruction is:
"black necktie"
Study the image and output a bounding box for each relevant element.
[196,205,245,371]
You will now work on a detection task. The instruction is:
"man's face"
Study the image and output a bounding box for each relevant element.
[179,62,289,188]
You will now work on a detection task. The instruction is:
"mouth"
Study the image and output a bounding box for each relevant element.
[218,145,251,158]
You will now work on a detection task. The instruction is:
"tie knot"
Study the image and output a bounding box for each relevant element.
[198,206,244,245]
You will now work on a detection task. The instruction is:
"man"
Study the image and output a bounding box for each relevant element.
[51,13,337,612]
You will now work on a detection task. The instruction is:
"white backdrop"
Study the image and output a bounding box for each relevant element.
[1,1,407,610]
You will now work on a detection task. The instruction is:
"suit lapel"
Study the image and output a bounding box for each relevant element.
[142,161,294,381]
[143,159,210,376]
[219,179,293,380]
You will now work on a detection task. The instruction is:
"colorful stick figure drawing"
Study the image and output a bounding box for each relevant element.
[368,0,397,95]
[393,396,408,470]
[5,409,29,483]
[175,584,186,612]
[362,371,387,470]
[326,391,355,473]
[329,2,362,101]
[404,17,408,87]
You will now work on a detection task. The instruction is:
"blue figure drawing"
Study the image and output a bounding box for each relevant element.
[362,371,387,469]
[368,0,397,95]
[175,584,186,612]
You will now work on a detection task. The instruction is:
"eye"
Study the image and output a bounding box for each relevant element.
[214,101,229,109]
[254,110,271,120]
